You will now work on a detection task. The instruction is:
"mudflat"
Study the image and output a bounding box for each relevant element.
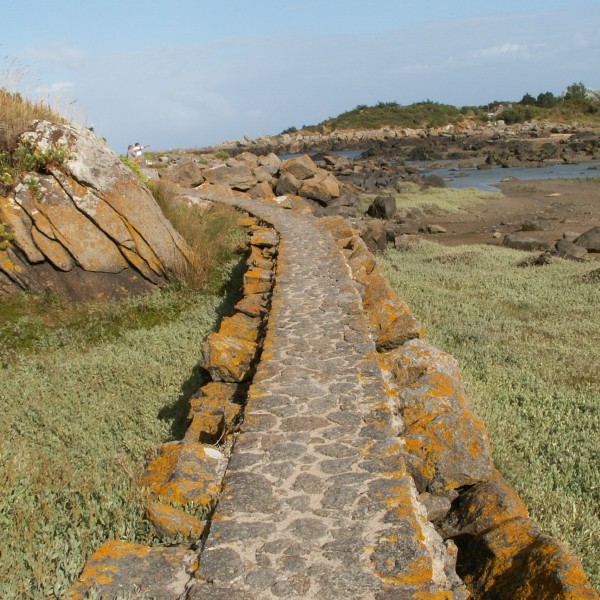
[426,178,600,250]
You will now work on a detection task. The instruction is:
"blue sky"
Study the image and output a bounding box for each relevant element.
[2,1,599,153]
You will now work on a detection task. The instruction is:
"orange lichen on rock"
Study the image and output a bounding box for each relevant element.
[439,472,600,599]
[67,540,197,600]
[250,226,278,247]
[320,215,358,241]
[185,382,243,444]
[140,441,222,508]
[439,470,529,538]
[380,339,494,493]
[361,271,424,350]
[145,501,206,541]
[200,312,261,382]
[243,267,274,295]
[237,216,257,228]
[247,244,274,270]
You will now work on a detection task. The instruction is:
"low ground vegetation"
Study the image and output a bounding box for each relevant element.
[381,240,599,588]
[361,183,495,215]
[0,180,246,596]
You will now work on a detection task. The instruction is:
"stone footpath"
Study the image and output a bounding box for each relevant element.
[69,194,599,600]
[188,198,465,599]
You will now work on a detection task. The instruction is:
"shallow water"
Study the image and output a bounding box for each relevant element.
[427,161,600,192]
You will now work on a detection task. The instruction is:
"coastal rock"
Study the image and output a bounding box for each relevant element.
[68,541,197,600]
[0,120,193,299]
[200,312,261,382]
[299,170,340,204]
[575,226,600,252]
[161,160,206,187]
[555,238,588,260]
[380,339,495,493]
[202,163,257,191]
[366,195,397,220]
[275,171,302,196]
[503,233,553,252]
[279,154,319,180]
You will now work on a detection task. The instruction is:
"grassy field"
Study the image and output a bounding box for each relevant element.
[380,240,599,588]
[0,284,240,598]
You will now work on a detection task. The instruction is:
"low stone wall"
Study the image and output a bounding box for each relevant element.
[69,201,598,599]
[321,216,599,600]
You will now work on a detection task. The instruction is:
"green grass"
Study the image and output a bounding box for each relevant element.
[380,240,599,589]
[0,282,242,598]
[360,183,495,215]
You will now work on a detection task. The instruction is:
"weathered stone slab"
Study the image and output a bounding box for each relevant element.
[67,541,197,600]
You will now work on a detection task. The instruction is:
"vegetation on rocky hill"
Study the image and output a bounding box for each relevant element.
[291,82,600,133]
[382,241,600,589]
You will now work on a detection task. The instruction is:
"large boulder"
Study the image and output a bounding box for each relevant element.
[575,226,600,252]
[0,120,194,299]
[366,195,397,220]
[160,160,206,187]
[502,233,553,252]
[279,154,319,180]
[202,163,257,191]
[299,169,341,204]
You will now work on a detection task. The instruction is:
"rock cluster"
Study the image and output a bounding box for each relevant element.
[0,121,193,299]
[161,151,343,209]
[503,225,600,262]
[197,122,600,168]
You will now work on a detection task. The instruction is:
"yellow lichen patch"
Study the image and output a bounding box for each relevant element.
[145,501,205,540]
[320,215,357,241]
[217,312,261,343]
[250,227,278,247]
[67,540,197,600]
[247,245,274,270]
[140,442,221,509]
[237,216,257,228]
[1,254,21,273]
[201,331,258,382]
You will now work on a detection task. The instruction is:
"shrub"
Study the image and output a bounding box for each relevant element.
[214,150,230,160]
[151,181,245,292]
[0,222,14,250]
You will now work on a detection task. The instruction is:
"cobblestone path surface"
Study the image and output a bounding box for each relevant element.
[190,199,457,599]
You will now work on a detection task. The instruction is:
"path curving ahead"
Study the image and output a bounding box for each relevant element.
[189,198,464,599]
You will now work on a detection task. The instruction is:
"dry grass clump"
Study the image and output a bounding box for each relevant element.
[0,88,64,151]
[151,181,246,292]
[381,240,599,588]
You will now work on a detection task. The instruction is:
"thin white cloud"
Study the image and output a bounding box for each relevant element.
[472,42,528,59]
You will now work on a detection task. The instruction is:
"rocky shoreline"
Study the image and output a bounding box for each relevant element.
[197,121,600,168]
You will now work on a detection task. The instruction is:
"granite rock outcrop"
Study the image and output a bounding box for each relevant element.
[0,120,194,299]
